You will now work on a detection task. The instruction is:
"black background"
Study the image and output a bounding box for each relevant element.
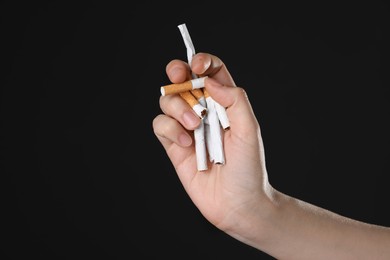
[1,1,389,259]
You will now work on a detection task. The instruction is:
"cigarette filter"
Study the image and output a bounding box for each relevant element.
[161,76,208,96]
[191,89,207,107]
[179,91,207,118]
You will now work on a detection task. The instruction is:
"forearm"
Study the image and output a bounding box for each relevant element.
[227,189,390,260]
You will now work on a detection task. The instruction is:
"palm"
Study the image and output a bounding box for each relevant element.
[166,125,265,228]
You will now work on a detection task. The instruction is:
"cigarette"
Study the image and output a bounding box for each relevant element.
[177,23,231,170]
[161,76,208,96]
[216,102,230,130]
[192,88,208,169]
[203,88,230,130]
[190,89,209,169]
[191,89,207,107]
[194,120,208,171]
[178,23,208,171]
[177,23,208,170]
[179,91,207,118]
[204,89,225,165]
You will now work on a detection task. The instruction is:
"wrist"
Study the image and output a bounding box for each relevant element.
[221,185,283,250]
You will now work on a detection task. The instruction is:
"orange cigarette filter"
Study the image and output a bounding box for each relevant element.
[191,88,207,107]
[203,88,210,98]
[180,91,207,118]
[161,76,208,96]
[180,91,199,107]
[190,89,204,100]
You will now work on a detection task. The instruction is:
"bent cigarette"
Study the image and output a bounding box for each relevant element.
[204,88,230,130]
[161,76,208,96]
[204,89,225,165]
[179,91,207,118]
[177,23,208,171]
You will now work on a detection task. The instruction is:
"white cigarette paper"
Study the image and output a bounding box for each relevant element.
[177,23,226,168]
[204,90,225,164]
[178,23,208,171]
[215,101,230,130]
[194,119,207,171]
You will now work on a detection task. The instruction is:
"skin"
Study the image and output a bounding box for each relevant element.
[152,52,390,259]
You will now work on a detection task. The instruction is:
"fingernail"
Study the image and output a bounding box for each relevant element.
[170,67,181,78]
[179,133,192,147]
[183,111,200,129]
[192,55,210,74]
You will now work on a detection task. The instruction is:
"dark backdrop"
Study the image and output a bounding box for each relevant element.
[1,1,389,259]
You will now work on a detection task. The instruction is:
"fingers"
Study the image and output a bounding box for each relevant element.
[159,94,201,130]
[191,53,236,87]
[163,54,226,131]
[160,52,258,143]
[162,59,202,130]
[166,60,191,83]
[165,52,236,87]
[162,52,235,127]
[152,114,193,148]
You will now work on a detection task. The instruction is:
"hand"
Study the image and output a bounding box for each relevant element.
[153,52,274,239]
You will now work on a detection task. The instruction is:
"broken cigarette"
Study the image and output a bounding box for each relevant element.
[204,88,225,165]
[179,91,207,119]
[160,76,208,96]
[203,88,230,130]
[191,89,207,107]
[194,118,208,171]
[216,102,230,130]
[189,88,208,170]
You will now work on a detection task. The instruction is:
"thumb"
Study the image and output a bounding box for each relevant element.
[205,77,260,136]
